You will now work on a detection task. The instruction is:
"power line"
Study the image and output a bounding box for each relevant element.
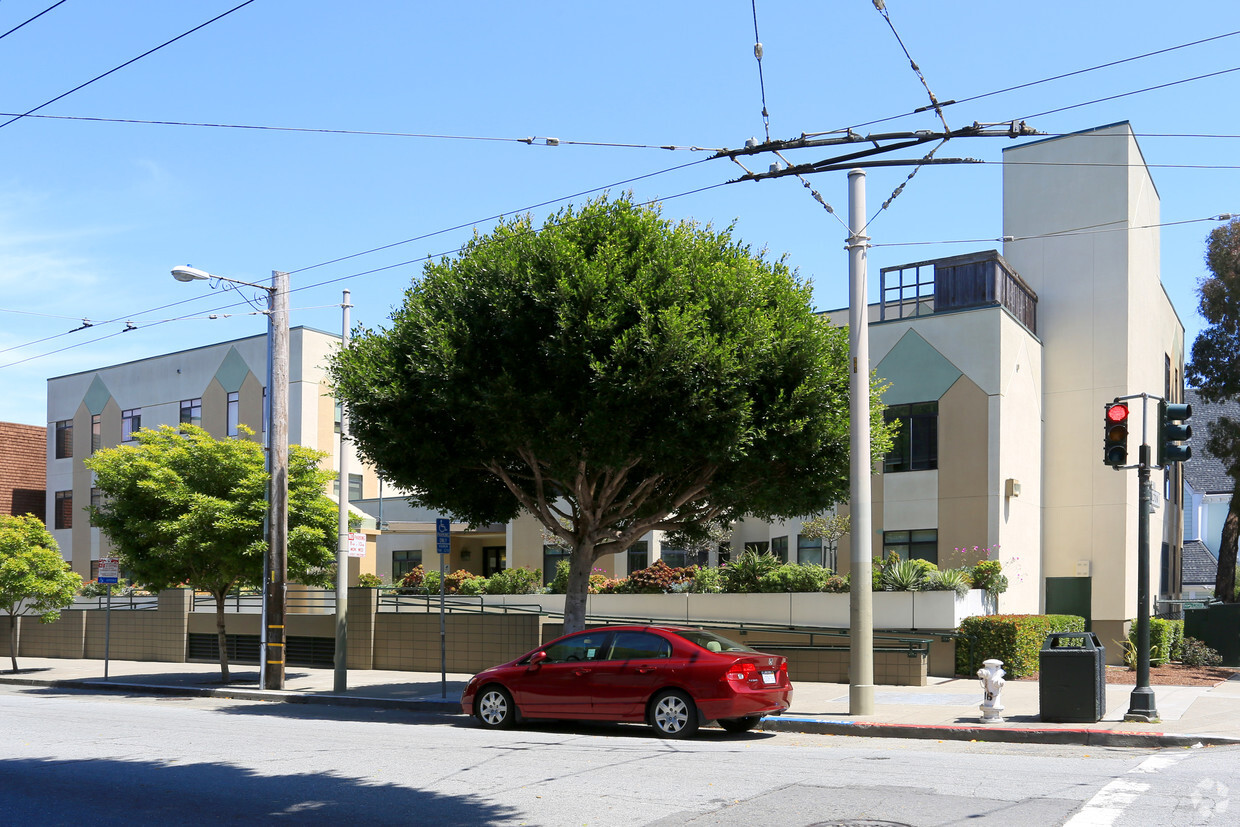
[750,0,771,141]
[0,111,723,153]
[872,0,949,132]
[0,0,69,42]
[1013,65,1240,122]
[0,1,259,131]
[869,214,1234,249]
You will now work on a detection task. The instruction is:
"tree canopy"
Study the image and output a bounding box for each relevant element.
[1187,217,1240,602]
[1,514,81,671]
[330,195,892,632]
[85,425,338,677]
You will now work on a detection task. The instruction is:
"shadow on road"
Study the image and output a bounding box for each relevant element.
[0,755,522,825]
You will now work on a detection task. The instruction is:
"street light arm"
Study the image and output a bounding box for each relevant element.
[171,265,273,293]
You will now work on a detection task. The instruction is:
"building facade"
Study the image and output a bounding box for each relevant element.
[1,421,46,521]
[45,326,379,579]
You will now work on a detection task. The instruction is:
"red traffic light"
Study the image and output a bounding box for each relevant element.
[1106,403,1129,423]
[1104,401,1129,468]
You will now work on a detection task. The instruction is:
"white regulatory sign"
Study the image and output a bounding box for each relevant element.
[98,558,120,584]
[347,532,367,558]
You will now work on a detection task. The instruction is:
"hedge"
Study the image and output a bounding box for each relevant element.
[1127,617,1183,666]
[956,613,1086,678]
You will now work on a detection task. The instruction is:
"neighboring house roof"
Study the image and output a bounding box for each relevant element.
[1182,539,1219,586]
[1184,389,1240,495]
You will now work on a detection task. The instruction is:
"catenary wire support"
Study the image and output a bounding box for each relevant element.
[751,0,771,141]
[873,0,950,132]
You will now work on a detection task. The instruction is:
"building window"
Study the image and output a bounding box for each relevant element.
[90,488,102,526]
[661,548,688,568]
[743,540,769,556]
[349,474,363,501]
[180,398,202,428]
[334,400,343,434]
[883,529,938,565]
[770,535,789,563]
[121,408,141,442]
[91,414,101,453]
[392,549,422,580]
[483,545,506,576]
[626,541,649,573]
[227,392,240,437]
[54,490,73,530]
[543,544,572,585]
[883,402,938,473]
[55,420,73,459]
[797,534,824,566]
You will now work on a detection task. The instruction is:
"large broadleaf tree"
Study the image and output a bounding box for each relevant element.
[329,194,893,633]
[85,425,338,679]
[1187,217,1240,602]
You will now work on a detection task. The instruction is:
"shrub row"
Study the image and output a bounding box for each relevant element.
[956,613,1086,678]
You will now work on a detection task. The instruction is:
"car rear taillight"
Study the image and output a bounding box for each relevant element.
[725,662,758,683]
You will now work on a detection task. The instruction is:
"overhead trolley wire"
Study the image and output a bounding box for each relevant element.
[0,1,259,131]
[0,0,70,43]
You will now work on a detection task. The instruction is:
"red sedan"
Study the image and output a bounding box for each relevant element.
[460,625,793,738]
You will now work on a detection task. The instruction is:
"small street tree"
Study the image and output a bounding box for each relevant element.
[85,425,338,679]
[1187,217,1240,602]
[329,194,893,633]
[1,514,81,672]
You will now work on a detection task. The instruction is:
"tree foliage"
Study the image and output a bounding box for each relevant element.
[1,514,81,671]
[329,194,893,633]
[85,425,338,678]
[1186,218,1240,602]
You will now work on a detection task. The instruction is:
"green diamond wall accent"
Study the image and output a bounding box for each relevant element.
[214,347,255,393]
[83,375,112,415]
[875,330,963,405]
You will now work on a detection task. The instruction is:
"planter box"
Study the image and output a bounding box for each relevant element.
[469,589,990,631]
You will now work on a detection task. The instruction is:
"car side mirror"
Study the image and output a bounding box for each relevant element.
[528,651,548,669]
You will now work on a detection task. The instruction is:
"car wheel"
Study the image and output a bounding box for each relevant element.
[475,685,517,729]
[718,716,762,733]
[649,690,699,739]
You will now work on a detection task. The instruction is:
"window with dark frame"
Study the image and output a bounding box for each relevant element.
[180,397,202,428]
[121,408,141,442]
[54,490,73,530]
[626,541,649,574]
[227,392,240,437]
[797,534,824,566]
[392,549,422,580]
[55,420,73,459]
[882,529,938,565]
[542,544,572,585]
[91,414,101,453]
[883,402,938,473]
[770,535,788,563]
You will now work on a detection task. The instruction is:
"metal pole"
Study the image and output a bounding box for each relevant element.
[1126,441,1158,721]
[259,305,274,689]
[440,550,447,698]
[104,584,111,680]
[263,270,290,691]
[847,168,875,716]
[334,289,352,693]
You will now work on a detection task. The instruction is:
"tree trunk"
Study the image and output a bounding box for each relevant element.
[214,591,231,682]
[7,614,16,672]
[561,545,598,635]
[1215,491,1239,603]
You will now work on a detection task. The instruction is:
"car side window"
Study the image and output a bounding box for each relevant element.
[607,631,671,661]
[542,631,613,663]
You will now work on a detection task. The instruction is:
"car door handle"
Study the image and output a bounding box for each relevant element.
[636,666,657,674]
[573,668,592,676]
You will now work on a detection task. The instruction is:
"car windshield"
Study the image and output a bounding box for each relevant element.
[671,629,758,654]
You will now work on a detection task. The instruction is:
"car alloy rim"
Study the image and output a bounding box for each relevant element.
[479,691,507,724]
[654,696,688,732]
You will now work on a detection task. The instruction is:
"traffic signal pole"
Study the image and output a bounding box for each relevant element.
[1127,441,1158,721]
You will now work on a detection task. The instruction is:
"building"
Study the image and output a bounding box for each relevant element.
[1,421,46,522]
[1180,388,1239,599]
[45,326,380,580]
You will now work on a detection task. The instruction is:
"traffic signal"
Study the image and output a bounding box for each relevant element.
[1158,400,1192,466]
[1103,401,1129,468]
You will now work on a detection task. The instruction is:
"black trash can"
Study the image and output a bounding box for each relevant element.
[1039,632,1106,723]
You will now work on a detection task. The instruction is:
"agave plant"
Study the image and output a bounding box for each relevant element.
[925,567,971,596]
[881,559,928,591]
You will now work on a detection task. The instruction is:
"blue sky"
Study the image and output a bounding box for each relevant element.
[2,1,1238,426]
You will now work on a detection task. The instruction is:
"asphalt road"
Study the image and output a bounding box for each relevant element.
[1,685,1234,826]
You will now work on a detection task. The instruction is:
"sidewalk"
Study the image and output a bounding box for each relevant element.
[4,657,1239,749]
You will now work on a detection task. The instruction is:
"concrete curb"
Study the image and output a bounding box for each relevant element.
[760,715,1240,748]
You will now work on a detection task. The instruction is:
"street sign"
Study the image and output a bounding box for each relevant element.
[98,558,120,584]
[436,518,451,554]
[347,532,367,558]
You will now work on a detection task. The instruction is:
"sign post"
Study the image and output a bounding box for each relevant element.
[98,558,120,680]
[436,518,450,698]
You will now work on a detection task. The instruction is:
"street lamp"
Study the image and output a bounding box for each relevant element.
[172,265,290,691]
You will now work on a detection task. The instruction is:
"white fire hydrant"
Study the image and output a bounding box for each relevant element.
[977,658,1006,723]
